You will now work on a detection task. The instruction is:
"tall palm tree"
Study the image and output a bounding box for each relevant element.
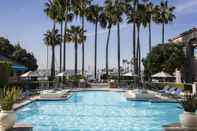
[126,0,138,87]
[153,0,175,44]
[44,0,58,30]
[53,0,65,72]
[111,0,127,85]
[71,0,91,76]
[144,1,154,52]
[127,2,147,86]
[65,26,86,76]
[103,0,117,78]
[86,5,103,79]
[58,0,74,72]
[136,4,147,76]
[43,29,61,79]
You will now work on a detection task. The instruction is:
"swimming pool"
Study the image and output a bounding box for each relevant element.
[16,91,182,131]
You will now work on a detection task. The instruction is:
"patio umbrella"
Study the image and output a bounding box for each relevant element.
[152,71,173,78]
[20,71,33,77]
[123,72,137,77]
[56,72,67,77]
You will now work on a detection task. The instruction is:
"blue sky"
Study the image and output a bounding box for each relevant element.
[0,0,197,71]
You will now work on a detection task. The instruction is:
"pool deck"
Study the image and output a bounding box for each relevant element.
[124,90,179,103]
[7,123,32,131]
[163,123,197,131]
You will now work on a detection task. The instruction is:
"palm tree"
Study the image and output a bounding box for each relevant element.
[65,26,86,76]
[108,0,125,85]
[153,0,175,44]
[86,5,103,79]
[44,0,58,30]
[144,1,154,52]
[127,2,147,86]
[71,0,91,76]
[125,0,138,87]
[53,0,65,72]
[57,0,74,72]
[103,0,117,78]
[43,29,61,80]
[136,4,147,76]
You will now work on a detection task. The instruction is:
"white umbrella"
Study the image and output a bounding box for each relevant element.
[20,71,33,77]
[56,72,67,77]
[123,72,136,77]
[152,71,173,78]
[175,69,182,83]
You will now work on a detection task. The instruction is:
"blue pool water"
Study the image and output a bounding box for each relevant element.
[16,91,182,131]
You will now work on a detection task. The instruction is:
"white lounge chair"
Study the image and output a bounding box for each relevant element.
[40,89,70,98]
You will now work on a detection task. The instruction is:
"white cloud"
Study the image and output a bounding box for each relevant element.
[175,0,197,15]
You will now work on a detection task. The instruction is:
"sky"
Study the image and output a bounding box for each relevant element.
[0,0,197,71]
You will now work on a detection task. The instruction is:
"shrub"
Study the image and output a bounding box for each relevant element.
[0,86,21,111]
[151,82,192,91]
[180,94,197,112]
[69,75,85,81]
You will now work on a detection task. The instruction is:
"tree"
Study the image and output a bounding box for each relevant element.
[127,2,147,84]
[86,5,103,79]
[0,38,38,71]
[71,0,91,76]
[53,0,66,72]
[108,0,128,85]
[44,0,59,29]
[144,1,154,52]
[126,0,138,87]
[45,0,74,72]
[12,47,38,71]
[58,0,74,72]
[0,37,14,58]
[143,43,185,80]
[103,0,118,77]
[43,29,61,79]
[65,26,86,76]
[153,0,175,44]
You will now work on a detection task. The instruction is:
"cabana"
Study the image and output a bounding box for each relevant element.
[152,71,174,82]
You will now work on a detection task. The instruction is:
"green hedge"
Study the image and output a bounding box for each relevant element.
[0,61,11,87]
[151,82,192,91]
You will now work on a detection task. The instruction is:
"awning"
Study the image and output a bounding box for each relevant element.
[152,71,174,78]
[11,64,27,72]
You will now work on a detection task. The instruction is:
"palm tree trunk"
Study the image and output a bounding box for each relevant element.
[106,27,111,77]
[133,23,137,88]
[47,46,49,70]
[94,21,98,79]
[136,25,141,87]
[82,16,85,76]
[137,25,141,75]
[60,22,63,72]
[117,23,121,86]
[162,23,165,44]
[63,7,68,72]
[148,22,152,82]
[51,22,56,80]
[74,41,78,76]
[51,46,55,80]
[149,22,152,52]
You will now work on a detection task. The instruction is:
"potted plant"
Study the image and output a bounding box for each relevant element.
[0,86,21,130]
[179,94,197,128]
